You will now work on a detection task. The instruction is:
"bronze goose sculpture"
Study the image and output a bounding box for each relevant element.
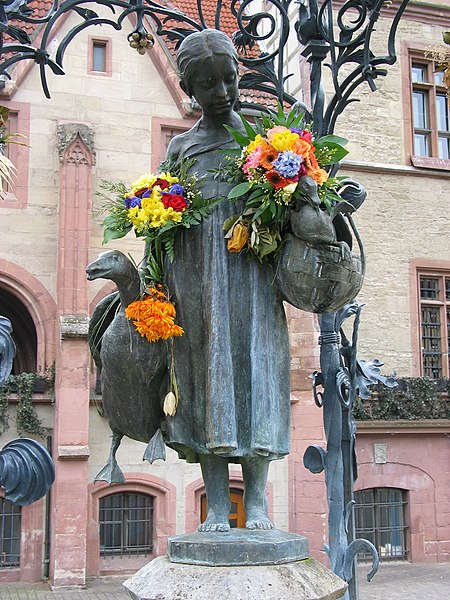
[87,250,167,484]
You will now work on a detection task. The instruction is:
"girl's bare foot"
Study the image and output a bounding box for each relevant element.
[245,508,274,530]
[199,510,230,532]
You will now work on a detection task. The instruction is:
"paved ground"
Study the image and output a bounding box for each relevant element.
[0,576,128,599]
[358,562,450,600]
[1,562,449,599]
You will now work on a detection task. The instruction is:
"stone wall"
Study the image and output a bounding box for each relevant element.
[0,0,449,584]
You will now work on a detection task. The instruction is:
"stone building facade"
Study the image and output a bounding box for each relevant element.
[0,0,449,587]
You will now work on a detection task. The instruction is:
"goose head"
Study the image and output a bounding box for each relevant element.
[86,250,138,286]
[297,175,321,206]
[87,250,141,308]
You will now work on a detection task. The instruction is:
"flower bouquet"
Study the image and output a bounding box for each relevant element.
[96,158,216,343]
[221,104,349,260]
[0,105,27,197]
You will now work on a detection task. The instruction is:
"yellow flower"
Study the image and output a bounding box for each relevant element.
[283,182,298,195]
[128,193,183,230]
[128,206,140,219]
[163,391,178,416]
[128,172,179,196]
[129,173,158,194]
[247,134,268,154]
[157,172,179,186]
[127,206,148,232]
[270,130,299,152]
[227,222,250,253]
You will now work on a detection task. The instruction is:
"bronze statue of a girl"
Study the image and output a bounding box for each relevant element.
[163,29,291,532]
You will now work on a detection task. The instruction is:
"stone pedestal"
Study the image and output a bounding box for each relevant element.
[123,555,347,600]
[168,529,309,566]
[123,530,347,600]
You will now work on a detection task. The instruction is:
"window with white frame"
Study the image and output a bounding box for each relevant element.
[409,54,450,162]
[92,42,107,72]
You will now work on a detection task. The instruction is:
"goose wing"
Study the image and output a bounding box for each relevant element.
[88,292,120,370]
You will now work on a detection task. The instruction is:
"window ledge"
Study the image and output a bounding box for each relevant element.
[341,159,450,178]
[58,445,90,460]
[411,155,450,171]
[356,419,450,435]
[7,394,54,405]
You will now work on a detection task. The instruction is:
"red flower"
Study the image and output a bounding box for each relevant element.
[300,130,313,142]
[162,193,187,212]
[134,187,151,198]
[154,179,170,190]
[265,169,288,189]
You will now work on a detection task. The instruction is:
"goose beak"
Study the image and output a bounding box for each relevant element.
[86,262,103,281]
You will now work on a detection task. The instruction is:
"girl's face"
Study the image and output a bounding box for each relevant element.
[188,54,238,120]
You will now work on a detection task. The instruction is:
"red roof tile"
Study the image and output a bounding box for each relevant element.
[3,0,280,107]
[9,1,53,39]
[154,0,278,108]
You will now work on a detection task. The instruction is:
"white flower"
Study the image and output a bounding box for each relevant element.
[163,391,178,416]
[284,182,298,194]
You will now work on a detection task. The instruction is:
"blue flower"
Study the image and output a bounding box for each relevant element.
[273,151,303,178]
[125,195,142,209]
[168,183,185,195]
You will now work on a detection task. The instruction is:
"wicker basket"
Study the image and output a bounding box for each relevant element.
[276,233,364,314]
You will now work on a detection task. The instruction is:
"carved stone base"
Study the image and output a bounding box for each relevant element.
[123,555,347,600]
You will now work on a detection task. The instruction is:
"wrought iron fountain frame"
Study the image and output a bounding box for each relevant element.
[0,0,411,597]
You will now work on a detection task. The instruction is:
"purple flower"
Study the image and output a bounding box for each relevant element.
[290,127,313,142]
[273,151,303,178]
[168,183,185,195]
[125,195,142,209]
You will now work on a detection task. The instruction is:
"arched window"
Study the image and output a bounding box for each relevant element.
[354,488,408,561]
[200,488,245,528]
[0,287,37,374]
[99,492,154,558]
[0,497,21,567]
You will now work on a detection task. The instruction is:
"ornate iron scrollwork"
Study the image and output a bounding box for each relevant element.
[304,302,397,598]
[0,2,411,598]
[1,0,411,127]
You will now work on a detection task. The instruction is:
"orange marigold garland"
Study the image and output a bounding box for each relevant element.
[125,287,183,343]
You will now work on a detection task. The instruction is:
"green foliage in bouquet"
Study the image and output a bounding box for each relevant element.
[96,158,220,284]
[219,104,349,260]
